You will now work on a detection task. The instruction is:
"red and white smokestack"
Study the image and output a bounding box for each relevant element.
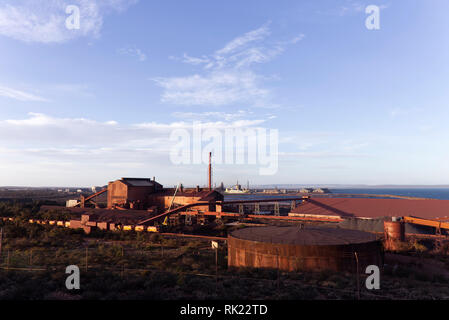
[208,152,212,191]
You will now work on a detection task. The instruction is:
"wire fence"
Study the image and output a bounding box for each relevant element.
[1,242,447,300]
[0,246,425,300]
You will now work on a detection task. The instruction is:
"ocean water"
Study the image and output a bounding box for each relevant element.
[224,188,449,201]
[331,188,449,200]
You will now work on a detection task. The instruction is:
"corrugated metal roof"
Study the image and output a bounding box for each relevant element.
[291,198,449,220]
[121,178,156,187]
[230,226,377,245]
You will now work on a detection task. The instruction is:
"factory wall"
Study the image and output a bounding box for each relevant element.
[147,195,214,212]
[337,217,436,235]
[107,180,128,208]
[107,181,155,208]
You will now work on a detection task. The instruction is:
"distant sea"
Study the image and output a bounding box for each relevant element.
[331,188,449,200]
[224,188,449,201]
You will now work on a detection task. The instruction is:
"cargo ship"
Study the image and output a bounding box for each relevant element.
[225,182,250,194]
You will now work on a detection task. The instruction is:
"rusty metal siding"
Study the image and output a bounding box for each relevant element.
[127,186,153,204]
[384,221,405,241]
[384,221,405,250]
[107,180,128,208]
[228,231,383,273]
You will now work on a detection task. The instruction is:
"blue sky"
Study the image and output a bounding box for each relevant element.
[0,0,448,187]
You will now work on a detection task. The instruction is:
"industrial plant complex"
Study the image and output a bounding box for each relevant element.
[1,152,448,302]
[13,155,448,275]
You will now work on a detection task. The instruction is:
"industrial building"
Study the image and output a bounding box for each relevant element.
[289,198,449,220]
[107,177,163,209]
[288,197,449,235]
[79,177,223,213]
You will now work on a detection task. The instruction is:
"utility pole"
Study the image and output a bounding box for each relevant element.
[121,246,125,278]
[85,247,88,272]
[211,241,218,292]
[354,252,361,300]
[0,228,3,259]
[277,248,280,294]
[215,246,218,291]
[208,152,212,191]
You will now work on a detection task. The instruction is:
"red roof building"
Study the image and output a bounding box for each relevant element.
[290,198,449,220]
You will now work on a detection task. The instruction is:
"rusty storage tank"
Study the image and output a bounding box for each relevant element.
[383,218,405,251]
[228,226,383,272]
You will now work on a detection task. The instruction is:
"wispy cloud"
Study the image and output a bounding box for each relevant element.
[339,1,365,16]
[170,53,210,65]
[0,112,274,185]
[317,1,389,17]
[154,23,304,107]
[341,1,389,16]
[43,83,94,98]
[280,151,370,158]
[0,0,138,43]
[153,71,268,106]
[172,110,252,121]
[0,112,269,149]
[389,107,421,118]
[0,85,47,102]
[118,46,147,62]
[215,23,271,56]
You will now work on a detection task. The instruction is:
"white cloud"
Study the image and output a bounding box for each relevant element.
[288,34,305,44]
[155,23,304,107]
[4,112,116,127]
[172,110,251,121]
[118,46,147,62]
[0,112,277,185]
[0,85,47,102]
[153,71,268,106]
[0,112,269,151]
[0,0,138,43]
[280,151,370,158]
[179,53,210,65]
[338,1,389,16]
[44,83,94,98]
[134,118,267,130]
[389,107,421,118]
[216,23,271,56]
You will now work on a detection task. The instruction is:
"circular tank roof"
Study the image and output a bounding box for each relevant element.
[230,226,377,246]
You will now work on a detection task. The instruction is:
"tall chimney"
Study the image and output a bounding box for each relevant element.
[208,152,212,191]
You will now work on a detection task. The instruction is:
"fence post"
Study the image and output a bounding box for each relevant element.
[0,228,3,258]
[215,247,218,292]
[354,252,360,300]
[122,246,125,278]
[277,248,280,293]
